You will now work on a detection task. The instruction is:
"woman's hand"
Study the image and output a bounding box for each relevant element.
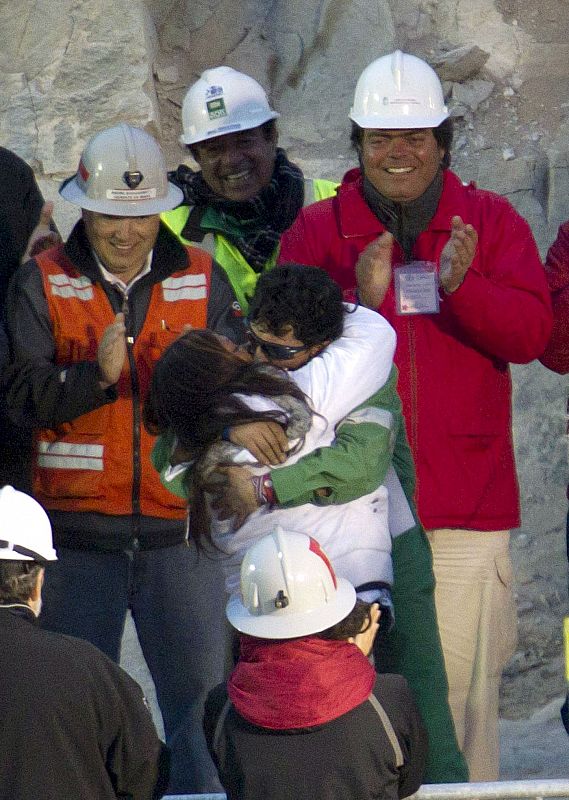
[349,603,380,657]
[228,420,288,465]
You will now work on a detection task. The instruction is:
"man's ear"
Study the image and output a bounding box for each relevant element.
[189,144,201,165]
[310,340,331,357]
[269,123,279,146]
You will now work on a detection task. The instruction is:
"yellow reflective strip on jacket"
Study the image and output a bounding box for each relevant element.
[161,205,193,244]
[305,178,339,204]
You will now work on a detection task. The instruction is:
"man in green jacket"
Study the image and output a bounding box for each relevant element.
[153,264,468,783]
[161,66,336,312]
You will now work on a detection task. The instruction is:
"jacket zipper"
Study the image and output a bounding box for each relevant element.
[121,292,142,546]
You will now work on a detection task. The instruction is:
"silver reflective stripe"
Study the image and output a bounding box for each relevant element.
[162,274,207,301]
[212,698,232,753]
[37,441,104,471]
[198,232,216,256]
[304,179,316,206]
[48,273,93,301]
[385,465,416,538]
[338,407,393,430]
[368,693,404,767]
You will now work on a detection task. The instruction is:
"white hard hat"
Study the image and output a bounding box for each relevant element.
[350,50,448,129]
[180,66,280,146]
[60,123,183,216]
[226,527,356,639]
[0,486,57,562]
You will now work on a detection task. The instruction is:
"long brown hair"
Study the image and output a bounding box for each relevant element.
[144,329,310,542]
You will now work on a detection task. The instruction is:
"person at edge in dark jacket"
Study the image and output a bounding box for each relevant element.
[204,526,428,800]
[279,50,553,781]
[0,147,59,492]
[538,220,569,733]
[0,485,169,800]
[3,123,245,795]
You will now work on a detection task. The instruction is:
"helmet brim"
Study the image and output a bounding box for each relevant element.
[60,178,184,216]
[349,110,449,130]
[226,576,357,639]
[180,110,280,146]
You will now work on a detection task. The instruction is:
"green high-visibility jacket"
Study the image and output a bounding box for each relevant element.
[161,178,338,313]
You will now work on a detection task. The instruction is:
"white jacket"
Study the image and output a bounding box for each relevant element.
[212,305,398,596]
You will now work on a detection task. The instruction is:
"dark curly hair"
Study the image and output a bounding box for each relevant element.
[350,117,454,169]
[248,263,345,345]
[318,599,374,641]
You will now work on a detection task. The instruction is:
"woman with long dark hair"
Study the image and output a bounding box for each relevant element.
[145,282,396,601]
[144,328,312,542]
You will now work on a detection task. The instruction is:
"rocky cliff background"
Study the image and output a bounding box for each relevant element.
[2,0,568,719]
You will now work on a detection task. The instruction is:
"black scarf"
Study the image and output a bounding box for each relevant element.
[169,148,305,272]
[363,169,443,260]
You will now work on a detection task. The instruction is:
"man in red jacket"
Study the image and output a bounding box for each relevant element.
[279,50,553,780]
[538,222,569,733]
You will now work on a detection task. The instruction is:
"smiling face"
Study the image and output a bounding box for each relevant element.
[192,124,278,202]
[360,127,444,203]
[82,210,160,282]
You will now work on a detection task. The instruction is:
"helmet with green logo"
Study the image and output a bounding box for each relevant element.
[180,66,279,146]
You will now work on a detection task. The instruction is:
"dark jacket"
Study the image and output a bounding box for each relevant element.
[204,675,427,800]
[0,146,45,314]
[0,147,49,491]
[0,604,168,800]
[4,221,245,549]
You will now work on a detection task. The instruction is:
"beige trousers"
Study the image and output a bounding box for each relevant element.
[426,529,518,781]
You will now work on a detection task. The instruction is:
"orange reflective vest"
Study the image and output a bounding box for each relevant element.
[32,245,212,518]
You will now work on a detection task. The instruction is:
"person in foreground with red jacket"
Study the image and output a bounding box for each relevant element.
[204,526,428,800]
[279,50,553,780]
[538,221,569,733]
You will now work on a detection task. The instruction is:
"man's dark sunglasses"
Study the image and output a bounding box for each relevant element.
[245,327,310,361]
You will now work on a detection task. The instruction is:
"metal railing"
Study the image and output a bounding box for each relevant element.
[165,780,569,800]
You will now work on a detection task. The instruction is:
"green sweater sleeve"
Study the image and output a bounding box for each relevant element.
[151,431,191,500]
[271,366,402,507]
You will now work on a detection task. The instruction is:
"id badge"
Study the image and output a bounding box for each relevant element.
[394,261,440,315]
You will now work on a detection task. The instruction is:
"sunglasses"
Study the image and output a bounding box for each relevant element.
[245,327,311,361]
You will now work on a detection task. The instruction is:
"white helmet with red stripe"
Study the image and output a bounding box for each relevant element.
[226,527,356,639]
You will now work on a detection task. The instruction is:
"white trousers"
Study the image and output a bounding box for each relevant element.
[426,529,518,781]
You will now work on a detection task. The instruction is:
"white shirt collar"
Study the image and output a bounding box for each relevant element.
[92,249,153,293]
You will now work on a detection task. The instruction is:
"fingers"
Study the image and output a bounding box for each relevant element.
[356,233,393,308]
[251,423,288,465]
[374,231,394,251]
[368,602,381,633]
[228,421,288,466]
[362,231,394,260]
[39,201,54,227]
